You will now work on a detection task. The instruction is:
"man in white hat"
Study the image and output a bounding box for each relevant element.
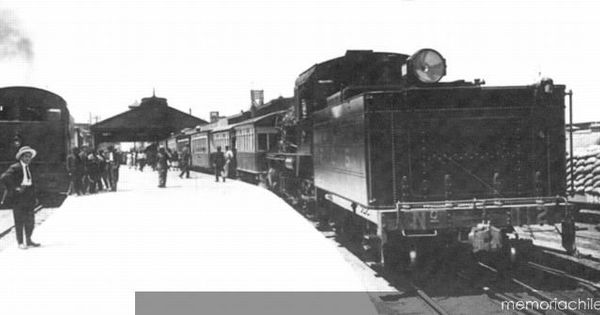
[0,146,41,249]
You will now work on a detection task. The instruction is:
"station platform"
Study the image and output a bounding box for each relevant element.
[0,168,380,315]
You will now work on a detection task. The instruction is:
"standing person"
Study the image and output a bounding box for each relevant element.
[107,146,120,191]
[127,151,133,169]
[99,150,111,191]
[156,147,170,188]
[66,147,84,195]
[179,145,191,178]
[146,145,157,171]
[0,146,41,249]
[86,150,99,194]
[171,150,179,172]
[213,146,225,182]
[79,146,90,194]
[138,151,146,172]
[224,145,234,179]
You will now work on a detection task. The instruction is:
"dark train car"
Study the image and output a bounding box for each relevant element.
[234,110,285,182]
[270,49,574,267]
[0,86,72,207]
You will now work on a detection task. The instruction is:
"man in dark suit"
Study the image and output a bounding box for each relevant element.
[0,146,41,249]
[107,146,120,191]
[214,146,225,182]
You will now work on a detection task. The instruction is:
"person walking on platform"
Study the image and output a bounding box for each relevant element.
[0,146,41,249]
[179,145,191,178]
[214,146,225,182]
[67,147,84,195]
[157,147,171,188]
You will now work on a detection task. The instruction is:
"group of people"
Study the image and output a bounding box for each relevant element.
[125,146,184,174]
[153,144,234,187]
[156,145,192,187]
[67,146,121,195]
[0,142,235,250]
[214,145,234,183]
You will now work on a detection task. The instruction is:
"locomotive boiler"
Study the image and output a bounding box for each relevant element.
[267,49,575,268]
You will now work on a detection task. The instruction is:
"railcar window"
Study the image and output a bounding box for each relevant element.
[268,134,278,152]
[258,134,268,151]
[46,108,62,121]
[20,106,45,121]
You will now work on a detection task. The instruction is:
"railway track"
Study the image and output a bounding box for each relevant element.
[0,205,54,251]
[288,198,600,315]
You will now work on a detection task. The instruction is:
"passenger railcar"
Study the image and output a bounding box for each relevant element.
[0,86,73,207]
[190,128,212,171]
[234,110,286,182]
[210,125,235,162]
[267,49,575,268]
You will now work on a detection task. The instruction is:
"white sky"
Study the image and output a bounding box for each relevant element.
[0,0,598,123]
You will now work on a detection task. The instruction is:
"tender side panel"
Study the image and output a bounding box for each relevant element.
[313,97,368,205]
[364,86,566,207]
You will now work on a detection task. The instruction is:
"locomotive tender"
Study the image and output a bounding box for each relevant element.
[0,86,73,208]
[267,49,574,267]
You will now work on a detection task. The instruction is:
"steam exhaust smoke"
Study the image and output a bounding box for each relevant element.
[0,9,33,61]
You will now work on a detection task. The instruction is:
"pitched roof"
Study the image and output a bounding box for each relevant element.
[90,96,207,142]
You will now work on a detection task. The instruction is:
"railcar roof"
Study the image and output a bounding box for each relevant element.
[0,86,68,110]
[211,110,287,133]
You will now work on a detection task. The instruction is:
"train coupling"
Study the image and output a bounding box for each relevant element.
[468,222,503,253]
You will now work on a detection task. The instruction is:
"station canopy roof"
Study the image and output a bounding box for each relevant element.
[91,95,207,143]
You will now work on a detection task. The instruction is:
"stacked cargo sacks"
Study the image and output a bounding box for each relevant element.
[567,147,600,204]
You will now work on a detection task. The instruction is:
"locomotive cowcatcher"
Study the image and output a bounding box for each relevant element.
[268,49,575,269]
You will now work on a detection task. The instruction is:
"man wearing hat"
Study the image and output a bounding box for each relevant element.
[0,146,41,249]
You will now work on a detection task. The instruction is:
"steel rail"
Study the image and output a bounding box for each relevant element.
[527,261,600,295]
[478,262,585,315]
[0,204,44,240]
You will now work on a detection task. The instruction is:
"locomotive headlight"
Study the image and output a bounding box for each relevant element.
[407,48,446,83]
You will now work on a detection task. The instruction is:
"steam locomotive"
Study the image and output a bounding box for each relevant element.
[0,86,73,208]
[264,49,575,268]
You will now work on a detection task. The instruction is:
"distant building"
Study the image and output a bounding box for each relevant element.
[91,93,207,144]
